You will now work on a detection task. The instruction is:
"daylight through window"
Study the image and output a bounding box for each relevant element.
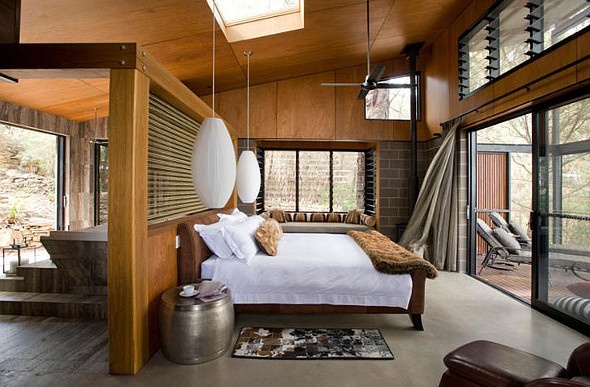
[458,0,590,99]
[261,149,371,213]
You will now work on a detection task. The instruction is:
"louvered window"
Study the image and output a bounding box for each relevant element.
[256,145,376,216]
[458,0,590,100]
[147,94,204,224]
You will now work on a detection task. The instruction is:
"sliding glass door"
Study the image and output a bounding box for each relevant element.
[534,96,590,331]
[468,93,590,335]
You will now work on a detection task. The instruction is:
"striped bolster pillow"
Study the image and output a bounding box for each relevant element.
[554,296,590,321]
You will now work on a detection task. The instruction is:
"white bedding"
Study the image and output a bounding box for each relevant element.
[201,233,413,308]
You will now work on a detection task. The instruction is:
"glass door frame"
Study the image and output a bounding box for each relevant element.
[531,91,590,336]
[466,89,590,336]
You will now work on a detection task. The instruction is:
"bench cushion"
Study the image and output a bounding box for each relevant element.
[281,222,371,234]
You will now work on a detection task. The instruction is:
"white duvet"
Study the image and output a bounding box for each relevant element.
[201,233,413,308]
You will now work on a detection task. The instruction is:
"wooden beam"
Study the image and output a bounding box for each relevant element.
[0,43,138,79]
[108,68,150,375]
[0,0,20,44]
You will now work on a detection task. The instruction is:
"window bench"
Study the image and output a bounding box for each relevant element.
[261,209,376,234]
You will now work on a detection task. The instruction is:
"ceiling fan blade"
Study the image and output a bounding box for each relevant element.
[321,82,363,87]
[357,87,370,100]
[376,83,414,89]
[367,64,386,83]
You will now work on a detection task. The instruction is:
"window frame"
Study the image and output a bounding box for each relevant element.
[256,141,377,215]
[458,0,590,100]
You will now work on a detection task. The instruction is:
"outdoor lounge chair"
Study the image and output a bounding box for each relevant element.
[476,218,532,274]
[489,211,531,248]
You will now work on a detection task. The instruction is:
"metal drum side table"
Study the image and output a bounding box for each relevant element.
[159,284,234,364]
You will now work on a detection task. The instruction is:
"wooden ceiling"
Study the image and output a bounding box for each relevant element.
[0,0,470,122]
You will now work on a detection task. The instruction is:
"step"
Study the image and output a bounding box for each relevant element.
[0,276,25,292]
[0,291,107,320]
[16,260,66,293]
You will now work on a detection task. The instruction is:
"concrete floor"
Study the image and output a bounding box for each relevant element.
[4,272,589,387]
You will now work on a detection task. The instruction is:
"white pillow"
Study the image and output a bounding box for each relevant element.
[194,217,243,259]
[218,210,247,222]
[222,215,265,261]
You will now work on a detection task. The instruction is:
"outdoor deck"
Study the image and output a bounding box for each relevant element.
[476,254,590,304]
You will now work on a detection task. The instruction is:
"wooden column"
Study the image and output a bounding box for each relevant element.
[108,68,150,375]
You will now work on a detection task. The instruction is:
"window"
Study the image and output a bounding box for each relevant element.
[208,0,304,42]
[259,146,374,214]
[498,0,529,74]
[365,74,420,120]
[0,123,65,265]
[458,0,590,99]
[94,141,108,226]
[213,0,300,26]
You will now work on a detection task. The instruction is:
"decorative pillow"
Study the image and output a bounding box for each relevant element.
[327,213,344,223]
[345,209,363,224]
[292,212,307,222]
[310,213,326,222]
[567,282,590,299]
[222,215,265,261]
[254,219,283,256]
[554,296,590,321]
[268,209,287,223]
[360,213,376,227]
[492,228,521,255]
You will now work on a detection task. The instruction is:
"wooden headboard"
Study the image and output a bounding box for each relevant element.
[176,208,232,285]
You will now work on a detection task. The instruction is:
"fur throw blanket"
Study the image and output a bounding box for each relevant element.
[347,230,438,279]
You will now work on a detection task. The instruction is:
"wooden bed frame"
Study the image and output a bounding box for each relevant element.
[176,210,427,330]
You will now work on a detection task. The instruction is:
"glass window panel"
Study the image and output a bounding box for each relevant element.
[263,151,296,211]
[365,75,417,120]
[468,25,489,92]
[332,152,365,212]
[544,0,590,49]
[215,0,300,25]
[96,143,108,225]
[298,151,330,212]
[543,97,590,319]
[499,0,529,74]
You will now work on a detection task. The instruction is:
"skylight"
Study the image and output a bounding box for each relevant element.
[208,0,304,42]
[214,0,300,26]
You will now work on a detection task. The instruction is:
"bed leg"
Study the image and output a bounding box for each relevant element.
[410,314,424,331]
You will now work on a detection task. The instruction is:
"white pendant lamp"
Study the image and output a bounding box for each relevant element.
[191,1,236,209]
[237,51,261,203]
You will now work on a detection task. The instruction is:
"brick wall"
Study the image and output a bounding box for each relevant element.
[378,137,442,241]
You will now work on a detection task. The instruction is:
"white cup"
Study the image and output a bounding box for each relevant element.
[183,285,195,294]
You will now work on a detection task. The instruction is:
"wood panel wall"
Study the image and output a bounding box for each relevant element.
[216,59,434,141]
[476,152,508,254]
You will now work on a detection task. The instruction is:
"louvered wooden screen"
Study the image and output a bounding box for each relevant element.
[364,148,376,216]
[476,152,508,254]
[147,94,205,224]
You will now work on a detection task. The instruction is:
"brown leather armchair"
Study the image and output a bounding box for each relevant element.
[439,340,590,387]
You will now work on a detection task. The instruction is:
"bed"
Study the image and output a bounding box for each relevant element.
[177,210,429,330]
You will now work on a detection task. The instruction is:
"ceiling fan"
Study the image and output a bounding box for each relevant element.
[321,0,411,99]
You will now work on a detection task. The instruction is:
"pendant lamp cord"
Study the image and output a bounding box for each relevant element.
[245,51,252,152]
[211,0,216,118]
[366,0,370,76]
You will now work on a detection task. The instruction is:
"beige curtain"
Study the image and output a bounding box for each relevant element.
[399,117,461,270]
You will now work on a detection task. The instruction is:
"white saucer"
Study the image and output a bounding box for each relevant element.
[179,290,199,298]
